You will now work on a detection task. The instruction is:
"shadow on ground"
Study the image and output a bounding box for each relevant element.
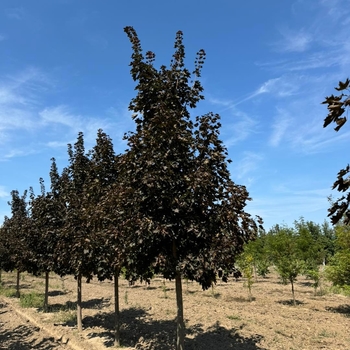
[0,307,58,350]
[47,290,67,297]
[326,304,350,317]
[277,299,305,306]
[85,307,266,350]
[46,297,110,313]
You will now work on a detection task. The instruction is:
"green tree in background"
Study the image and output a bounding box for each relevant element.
[239,230,270,279]
[267,227,304,305]
[325,223,350,290]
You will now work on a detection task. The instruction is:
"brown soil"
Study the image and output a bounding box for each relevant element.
[0,270,349,350]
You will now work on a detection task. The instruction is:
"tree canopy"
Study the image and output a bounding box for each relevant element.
[122,26,261,349]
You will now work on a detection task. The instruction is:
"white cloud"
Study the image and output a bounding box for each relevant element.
[257,77,300,97]
[231,152,263,187]
[39,105,117,150]
[224,115,258,147]
[5,7,25,20]
[0,68,51,142]
[46,141,70,149]
[3,148,36,160]
[292,128,350,154]
[247,186,332,230]
[274,28,312,53]
[0,186,9,198]
[208,97,260,146]
[40,105,81,129]
[229,76,302,108]
[269,109,292,147]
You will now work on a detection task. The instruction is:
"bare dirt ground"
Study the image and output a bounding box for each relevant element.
[0,299,68,350]
[0,270,349,350]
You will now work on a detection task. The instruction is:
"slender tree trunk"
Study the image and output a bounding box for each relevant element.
[253,264,257,282]
[291,280,296,306]
[15,270,20,298]
[175,272,185,350]
[0,269,2,284]
[114,267,120,347]
[44,271,49,312]
[173,240,185,350]
[77,274,83,331]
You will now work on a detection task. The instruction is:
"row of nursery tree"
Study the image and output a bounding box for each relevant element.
[0,27,262,350]
[0,26,349,350]
[237,218,350,304]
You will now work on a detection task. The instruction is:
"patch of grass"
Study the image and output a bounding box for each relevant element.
[0,285,17,298]
[227,314,241,321]
[161,281,168,299]
[20,292,44,308]
[52,310,77,324]
[49,283,61,290]
[225,295,255,303]
[165,308,175,316]
[35,280,45,287]
[318,329,336,338]
[124,290,128,305]
[329,285,350,297]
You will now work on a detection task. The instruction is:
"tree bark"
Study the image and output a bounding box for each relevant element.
[114,268,121,347]
[15,270,20,298]
[77,274,83,331]
[173,240,185,350]
[175,271,185,350]
[291,280,296,306]
[44,271,49,312]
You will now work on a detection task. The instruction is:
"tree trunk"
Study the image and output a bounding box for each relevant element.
[173,240,185,350]
[77,274,83,331]
[253,264,257,282]
[114,267,121,347]
[15,270,20,298]
[291,280,296,306]
[0,270,2,284]
[175,271,185,350]
[44,271,49,312]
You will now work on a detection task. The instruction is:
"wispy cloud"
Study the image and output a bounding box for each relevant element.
[0,186,9,198]
[263,1,350,74]
[208,97,259,145]
[40,105,81,129]
[269,108,292,147]
[247,186,332,230]
[274,28,312,53]
[0,68,50,140]
[292,127,350,154]
[230,152,263,188]
[223,76,302,109]
[258,49,348,73]
[0,35,6,42]
[5,7,25,20]
[39,105,117,149]
[2,148,37,160]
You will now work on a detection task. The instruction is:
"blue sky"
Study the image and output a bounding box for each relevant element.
[0,0,349,230]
